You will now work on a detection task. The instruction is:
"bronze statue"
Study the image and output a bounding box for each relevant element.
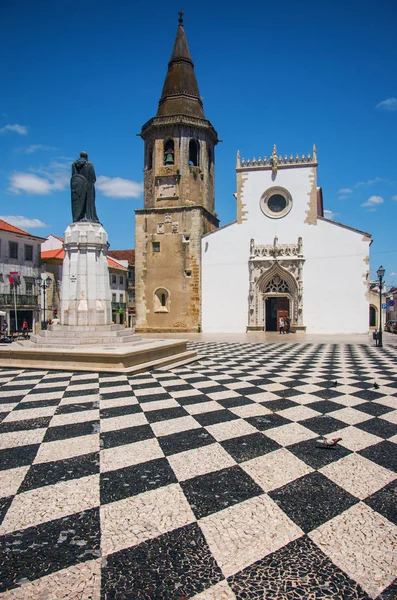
[70,151,99,222]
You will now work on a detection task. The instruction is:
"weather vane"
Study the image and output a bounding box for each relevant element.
[178,9,184,25]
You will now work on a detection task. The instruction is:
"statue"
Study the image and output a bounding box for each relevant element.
[70,151,99,223]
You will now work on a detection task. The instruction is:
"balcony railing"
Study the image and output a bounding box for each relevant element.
[0,293,38,306]
[111,302,126,310]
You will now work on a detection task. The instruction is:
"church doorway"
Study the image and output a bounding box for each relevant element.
[265,297,290,331]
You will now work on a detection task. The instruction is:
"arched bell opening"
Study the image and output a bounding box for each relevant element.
[164,139,174,165]
[188,138,200,166]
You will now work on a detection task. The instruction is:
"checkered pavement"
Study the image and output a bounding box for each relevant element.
[0,342,396,599]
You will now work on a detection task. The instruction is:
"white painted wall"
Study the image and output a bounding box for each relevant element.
[202,164,371,333]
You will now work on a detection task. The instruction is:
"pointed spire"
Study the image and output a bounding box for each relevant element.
[157,11,204,118]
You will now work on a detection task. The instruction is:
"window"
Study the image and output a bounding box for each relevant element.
[112,293,117,302]
[265,275,290,293]
[152,241,160,253]
[119,275,123,286]
[182,234,190,243]
[164,139,174,165]
[260,186,293,219]
[119,293,124,303]
[154,287,169,313]
[24,245,33,261]
[26,282,33,295]
[189,138,199,166]
[208,147,213,173]
[112,274,116,285]
[9,241,18,260]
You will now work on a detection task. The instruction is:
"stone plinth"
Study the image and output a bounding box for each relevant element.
[60,221,112,326]
[30,324,140,346]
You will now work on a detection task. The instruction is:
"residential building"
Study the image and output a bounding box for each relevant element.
[0,219,45,332]
[108,250,135,327]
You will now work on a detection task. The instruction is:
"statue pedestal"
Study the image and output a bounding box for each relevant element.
[60,221,112,326]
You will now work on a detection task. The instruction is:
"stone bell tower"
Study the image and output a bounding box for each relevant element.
[135,11,219,332]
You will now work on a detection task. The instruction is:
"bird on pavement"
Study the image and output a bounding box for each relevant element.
[316,437,342,448]
[374,382,379,389]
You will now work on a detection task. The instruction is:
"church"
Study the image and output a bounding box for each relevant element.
[135,14,372,334]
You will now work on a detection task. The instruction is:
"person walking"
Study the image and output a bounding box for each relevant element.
[285,316,291,334]
[279,317,285,334]
[22,319,29,339]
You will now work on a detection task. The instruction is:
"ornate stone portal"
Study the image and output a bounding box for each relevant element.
[248,236,305,330]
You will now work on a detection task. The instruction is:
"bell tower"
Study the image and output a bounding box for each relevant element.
[135,11,219,332]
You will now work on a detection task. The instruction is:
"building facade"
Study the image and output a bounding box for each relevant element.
[134,14,219,332]
[108,250,135,327]
[202,148,372,334]
[0,219,45,332]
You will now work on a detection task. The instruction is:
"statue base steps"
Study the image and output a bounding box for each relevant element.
[0,338,197,374]
[30,324,139,346]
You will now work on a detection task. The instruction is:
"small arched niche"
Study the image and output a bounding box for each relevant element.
[164,140,174,165]
[154,287,170,313]
[369,304,377,328]
[189,138,200,167]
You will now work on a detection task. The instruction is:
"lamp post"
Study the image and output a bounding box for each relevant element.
[36,276,52,330]
[377,265,385,348]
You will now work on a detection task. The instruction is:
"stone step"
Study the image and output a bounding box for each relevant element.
[29,334,141,346]
[36,328,138,339]
[49,324,125,333]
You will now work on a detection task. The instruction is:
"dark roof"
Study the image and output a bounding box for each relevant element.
[317,216,372,238]
[156,19,204,119]
[107,249,135,266]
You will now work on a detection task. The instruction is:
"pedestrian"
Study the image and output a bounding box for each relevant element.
[285,316,290,334]
[22,319,28,339]
[279,317,285,334]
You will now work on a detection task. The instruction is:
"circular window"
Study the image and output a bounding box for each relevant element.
[260,187,292,219]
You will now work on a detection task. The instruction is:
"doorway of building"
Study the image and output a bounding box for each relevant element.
[265,297,290,331]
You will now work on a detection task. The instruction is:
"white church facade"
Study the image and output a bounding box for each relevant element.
[202,146,372,334]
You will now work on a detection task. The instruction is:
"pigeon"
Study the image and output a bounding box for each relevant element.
[374,382,379,390]
[333,381,338,387]
[316,437,342,448]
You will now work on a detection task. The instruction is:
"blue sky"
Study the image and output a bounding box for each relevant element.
[1,0,396,285]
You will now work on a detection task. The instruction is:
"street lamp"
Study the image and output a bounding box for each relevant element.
[377,265,385,348]
[36,276,52,330]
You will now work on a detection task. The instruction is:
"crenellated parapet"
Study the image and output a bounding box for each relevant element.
[236,144,317,172]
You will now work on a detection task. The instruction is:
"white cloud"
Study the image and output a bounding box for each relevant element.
[16,144,59,154]
[96,176,143,199]
[338,188,352,194]
[361,195,384,209]
[0,123,28,135]
[324,209,338,220]
[8,173,53,195]
[390,272,397,277]
[392,195,397,201]
[8,158,71,195]
[0,215,49,229]
[376,97,397,111]
[355,177,387,187]
[8,161,143,200]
